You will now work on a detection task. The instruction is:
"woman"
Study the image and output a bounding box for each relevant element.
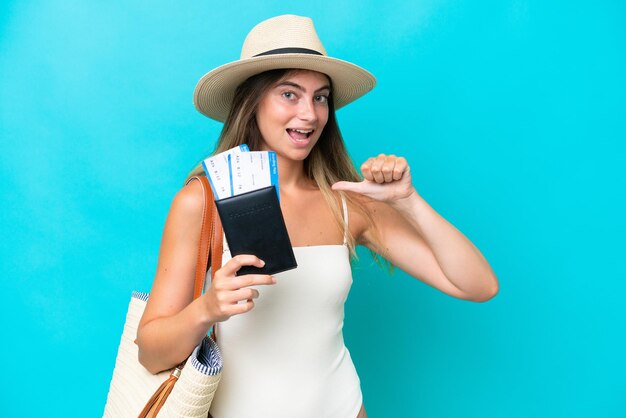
[136,15,499,418]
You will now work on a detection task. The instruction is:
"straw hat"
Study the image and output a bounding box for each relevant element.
[193,14,376,121]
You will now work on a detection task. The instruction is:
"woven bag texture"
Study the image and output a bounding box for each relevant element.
[103,292,222,417]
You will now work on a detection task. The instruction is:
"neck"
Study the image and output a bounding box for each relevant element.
[276,155,313,192]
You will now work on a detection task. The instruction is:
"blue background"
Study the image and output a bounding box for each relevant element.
[1,1,624,417]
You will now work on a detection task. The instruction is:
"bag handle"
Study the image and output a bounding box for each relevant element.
[186,175,223,300]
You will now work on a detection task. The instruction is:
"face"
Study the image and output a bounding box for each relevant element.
[256,70,331,161]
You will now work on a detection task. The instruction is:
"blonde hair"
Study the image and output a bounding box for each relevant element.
[187,69,384,259]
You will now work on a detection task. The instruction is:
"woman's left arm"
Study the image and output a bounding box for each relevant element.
[333,154,499,302]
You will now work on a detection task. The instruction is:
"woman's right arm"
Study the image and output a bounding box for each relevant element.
[136,180,275,374]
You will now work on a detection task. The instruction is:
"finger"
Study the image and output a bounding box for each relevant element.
[360,158,375,182]
[229,287,260,303]
[370,155,386,183]
[219,255,266,277]
[393,157,409,181]
[381,155,397,182]
[229,273,276,290]
[229,299,255,315]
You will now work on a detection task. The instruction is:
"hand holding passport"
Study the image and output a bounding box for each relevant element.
[202,146,297,276]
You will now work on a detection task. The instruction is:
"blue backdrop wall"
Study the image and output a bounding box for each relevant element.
[1,1,624,417]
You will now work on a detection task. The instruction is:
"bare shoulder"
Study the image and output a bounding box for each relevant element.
[344,191,412,254]
[342,191,389,246]
[171,179,205,217]
[161,179,210,247]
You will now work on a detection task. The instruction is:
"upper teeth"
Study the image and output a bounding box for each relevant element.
[291,129,312,134]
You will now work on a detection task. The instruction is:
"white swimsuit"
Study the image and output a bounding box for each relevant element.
[209,196,362,418]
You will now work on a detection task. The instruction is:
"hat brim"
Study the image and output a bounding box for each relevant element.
[193,54,376,122]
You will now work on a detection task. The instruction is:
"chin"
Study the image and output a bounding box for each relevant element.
[281,143,318,162]
[286,148,313,161]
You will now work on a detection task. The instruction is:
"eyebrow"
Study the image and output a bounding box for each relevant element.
[276,81,331,93]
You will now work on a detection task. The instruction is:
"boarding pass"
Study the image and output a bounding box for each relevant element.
[202,145,279,200]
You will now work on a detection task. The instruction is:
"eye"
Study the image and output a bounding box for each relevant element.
[314,94,329,104]
[282,91,297,100]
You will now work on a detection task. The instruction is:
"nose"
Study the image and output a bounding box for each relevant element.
[297,97,317,123]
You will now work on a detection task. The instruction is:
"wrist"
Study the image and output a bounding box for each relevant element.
[390,189,422,212]
[191,296,217,333]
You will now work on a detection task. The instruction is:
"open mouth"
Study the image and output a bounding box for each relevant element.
[286,128,314,141]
